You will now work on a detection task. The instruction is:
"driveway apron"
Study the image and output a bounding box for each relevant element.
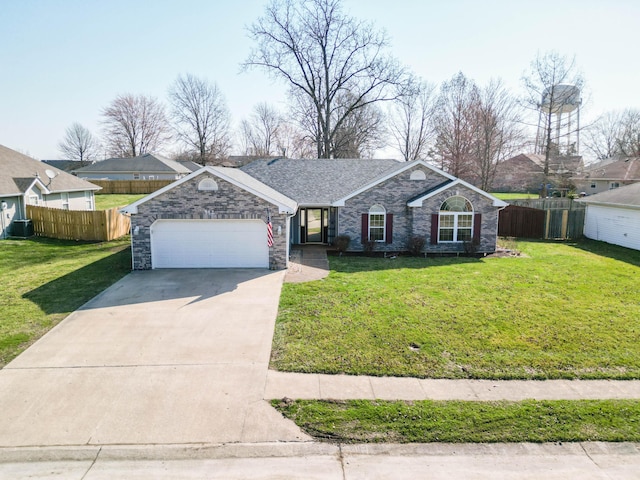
[0,269,309,447]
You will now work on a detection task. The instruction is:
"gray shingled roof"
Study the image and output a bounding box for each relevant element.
[240,158,402,204]
[578,158,640,181]
[0,144,100,196]
[73,153,192,174]
[578,182,640,207]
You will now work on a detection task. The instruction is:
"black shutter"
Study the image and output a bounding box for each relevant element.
[385,213,393,244]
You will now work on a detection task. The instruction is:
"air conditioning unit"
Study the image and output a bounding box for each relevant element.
[12,219,34,237]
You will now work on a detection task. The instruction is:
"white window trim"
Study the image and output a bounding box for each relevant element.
[438,196,473,243]
[438,212,474,243]
[368,205,386,243]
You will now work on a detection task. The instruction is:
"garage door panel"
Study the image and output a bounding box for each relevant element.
[151,220,269,269]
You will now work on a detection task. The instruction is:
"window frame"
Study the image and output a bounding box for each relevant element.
[368,205,386,243]
[438,196,474,243]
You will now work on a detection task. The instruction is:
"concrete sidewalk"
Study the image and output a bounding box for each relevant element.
[285,245,330,282]
[265,371,640,401]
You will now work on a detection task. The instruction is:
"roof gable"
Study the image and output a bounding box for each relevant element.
[407,178,508,208]
[121,166,297,215]
[331,159,455,206]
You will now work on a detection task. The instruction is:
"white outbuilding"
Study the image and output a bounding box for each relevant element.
[578,182,640,251]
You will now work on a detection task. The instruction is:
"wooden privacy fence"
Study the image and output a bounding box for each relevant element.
[498,199,585,240]
[27,205,130,241]
[90,179,174,194]
[498,205,545,238]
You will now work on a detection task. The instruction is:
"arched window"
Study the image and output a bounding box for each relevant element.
[439,196,473,242]
[198,178,218,191]
[410,169,426,180]
[368,204,386,242]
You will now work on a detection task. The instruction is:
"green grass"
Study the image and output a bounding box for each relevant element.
[271,239,640,379]
[274,399,640,443]
[0,237,132,367]
[94,194,145,210]
[491,192,538,200]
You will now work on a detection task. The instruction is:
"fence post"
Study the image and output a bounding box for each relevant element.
[545,210,551,239]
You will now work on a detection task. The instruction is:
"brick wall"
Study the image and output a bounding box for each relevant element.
[339,165,500,254]
[130,173,289,270]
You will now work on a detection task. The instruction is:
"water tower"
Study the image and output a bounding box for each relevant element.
[535,83,582,156]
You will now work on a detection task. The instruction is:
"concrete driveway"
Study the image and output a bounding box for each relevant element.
[0,269,309,447]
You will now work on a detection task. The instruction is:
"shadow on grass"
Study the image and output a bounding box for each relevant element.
[328,253,484,274]
[568,238,640,267]
[23,248,132,315]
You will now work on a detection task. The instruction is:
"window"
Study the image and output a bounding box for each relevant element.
[439,196,473,242]
[198,178,219,191]
[410,169,426,180]
[85,191,93,210]
[590,182,596,189]
[133,173,140,180]
[61,192,69,210]
[29,195,39,206]
[610,182,620,190]
[368,205,386,242]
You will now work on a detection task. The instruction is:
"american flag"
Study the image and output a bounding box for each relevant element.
[267,212,273,247]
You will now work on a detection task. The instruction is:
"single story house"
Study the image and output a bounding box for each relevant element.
[577,182,640,251]
[73,153,192,180]
[0,144,101,238]
[571,157,640,195]
[492,153,583,193]
[121,158,507,270]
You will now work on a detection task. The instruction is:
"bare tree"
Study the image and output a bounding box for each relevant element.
[615,109,640,157]
[433,72,480,178]
[331,94,386,158]
[522,51,584,194]
[584,109,640,160]
[168,74,231,164]
[240,102,282,156]
[583,111,623,161]
[471,79,523,191]
[388,77,437,161]
[101,94,171,157]
[244,0,406,158]
[58,122,101,166]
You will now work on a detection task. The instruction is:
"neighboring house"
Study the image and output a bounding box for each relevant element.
[73,153,192,180]
[0,144,100,238]
[492,153,583,193]
[577,182,640,251]
[571,157,640,195]
[42,159,93,172]
[121,158,507,270]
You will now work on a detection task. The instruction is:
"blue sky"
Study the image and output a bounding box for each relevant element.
[1,0,638,160]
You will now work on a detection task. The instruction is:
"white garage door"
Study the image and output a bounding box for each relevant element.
[151,219,269,268]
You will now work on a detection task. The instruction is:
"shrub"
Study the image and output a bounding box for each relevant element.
[407,236,426,256]
[333,235,351,253]
[362,239,376,256]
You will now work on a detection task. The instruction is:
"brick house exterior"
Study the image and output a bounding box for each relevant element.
[123,159,506,270]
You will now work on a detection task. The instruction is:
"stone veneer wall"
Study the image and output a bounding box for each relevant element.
[130,173,289,270]
[339,165,500,254]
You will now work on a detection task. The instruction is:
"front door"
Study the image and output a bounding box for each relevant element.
[301,208,328,243]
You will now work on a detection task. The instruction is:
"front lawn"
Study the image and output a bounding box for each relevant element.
[0,237,131,367]
[274,399,640,443]
[272,240,640,379]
